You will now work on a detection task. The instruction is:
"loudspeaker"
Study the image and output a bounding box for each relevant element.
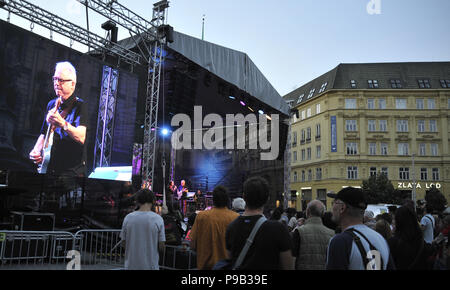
[11,211,55,231]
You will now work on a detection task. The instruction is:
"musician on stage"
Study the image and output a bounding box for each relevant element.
[177,179,189,216]
[194,189,205,211]
[29,61,87,177]
[167,180,177,205]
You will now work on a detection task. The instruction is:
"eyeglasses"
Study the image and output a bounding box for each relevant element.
[52,77,72,83]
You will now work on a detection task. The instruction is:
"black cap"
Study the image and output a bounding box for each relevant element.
[327,187,367,210]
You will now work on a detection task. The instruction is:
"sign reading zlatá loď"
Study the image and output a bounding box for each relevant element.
[397,182,442,190]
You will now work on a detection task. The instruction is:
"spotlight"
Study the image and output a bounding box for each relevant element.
[248,106,254,112]
[161,128,169,136]
[240,101,246,106]
[229,95,235,100]
[258,110,264,115]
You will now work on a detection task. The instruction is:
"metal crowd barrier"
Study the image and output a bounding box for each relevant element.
[0,230,196,270]
[0,230,123,270]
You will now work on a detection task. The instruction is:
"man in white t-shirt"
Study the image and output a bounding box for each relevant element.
[120,189,165,270]
[420,205,435,244]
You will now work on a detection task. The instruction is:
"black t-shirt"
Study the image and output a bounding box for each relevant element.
[40,95,87,176]
[225,215,293,270]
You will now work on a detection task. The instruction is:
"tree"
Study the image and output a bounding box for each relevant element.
[425,186,447,213]
[362,173,406,205]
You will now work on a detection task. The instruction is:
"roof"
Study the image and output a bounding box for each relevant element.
[115,30,290,115]
[283,62,450,107]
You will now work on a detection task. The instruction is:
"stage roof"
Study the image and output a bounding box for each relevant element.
[116,30,290,116]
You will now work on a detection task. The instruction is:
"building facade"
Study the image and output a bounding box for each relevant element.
[284,62,450,211]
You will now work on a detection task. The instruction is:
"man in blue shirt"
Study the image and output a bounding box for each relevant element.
[326,187,395,270]
[29,61,87,176]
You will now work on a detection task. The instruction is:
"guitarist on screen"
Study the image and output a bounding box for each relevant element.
[29,61,87,177]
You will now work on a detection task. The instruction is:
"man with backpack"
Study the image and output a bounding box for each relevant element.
[225,177,294,270]
[326,187,395,270]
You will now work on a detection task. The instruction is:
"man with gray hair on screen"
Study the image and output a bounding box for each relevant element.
[29,61,87,177]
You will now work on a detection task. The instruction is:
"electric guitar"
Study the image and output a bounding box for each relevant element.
[177,187,188,200]
[38,97,61,174]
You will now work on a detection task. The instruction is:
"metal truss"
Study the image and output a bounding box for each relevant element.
[141,2,169,188]
[0,0,142,66]
[93,65,119,169]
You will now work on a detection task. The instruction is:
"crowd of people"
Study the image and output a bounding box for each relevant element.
[119,177,449,270]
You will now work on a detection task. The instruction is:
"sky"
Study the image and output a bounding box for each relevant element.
[1,0,449,96]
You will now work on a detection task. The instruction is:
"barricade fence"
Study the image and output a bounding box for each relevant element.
[0,230,196,270]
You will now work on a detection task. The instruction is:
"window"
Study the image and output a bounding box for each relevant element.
[368,120,376,132]
[345,98,357,109]
[301,170,305,182]
[367,99,375,109]
[293,171,298,182]
[440,79,450,88]
[399,167,410,180]
[307,147,312,160]
[448,98,450,109]
[418,79,431,88]
[430,143,438,156]
[432,168,440,181]
[379,120,387,132]
[419,143,426,156]
[350,80,357,88]
[306,127,311,141]
[292,131,297,147]
[308,169,312,181]
[368,80,379,88]
[316,145,321,159]
[301,110,306,120]
[397,120,409,132]
[429,120,437,132]
[420,168,428,181]
[381,167,388,176]
[369,143,377,155]
[301,149,305,161]
[316,123,321,140]
[297,94,305,104]
[316,168,322,180]
[390,79,402,88]
[301,129,305,143]
[379,98,386,109]
[416,99,424,109]
[418,120,425,132]
[346,142,358,155]
[307,88,315,99]
[381,143,388,155]
[306,108,312,118]
[293,151,297,162]
[428,98,435,109]
[396,98,407,109]
[398,143,409,155]
[370,167,377,177]
[316,103,321,114]
[346,120,357,131]
[348,166,358,179]
[319,82,328,93]
[287,100,294,108]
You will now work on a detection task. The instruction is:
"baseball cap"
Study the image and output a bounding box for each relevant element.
[327,187,367,210]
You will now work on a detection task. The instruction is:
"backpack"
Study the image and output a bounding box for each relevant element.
[345,228,385,270]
